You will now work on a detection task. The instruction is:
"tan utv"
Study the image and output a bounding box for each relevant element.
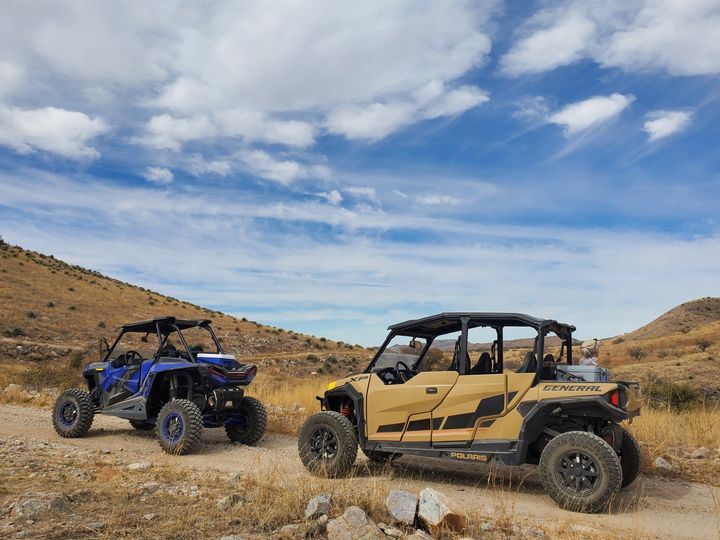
[298,313,641,513]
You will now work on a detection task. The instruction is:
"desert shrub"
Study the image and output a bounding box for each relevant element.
[46,301,55,308]
[326,355,338,365]
[291,335,298,340]
[25,311,36,319]
[320,337,327,342]
[3,327,24,337]
[612,337,625,344]
[644,381,702,411]
[656,350,668,359]
[697,338,712,352]
[21,365,81,392]
[305,338,312,344]
[69,350,86,369]
[97,321,106,329]
[306,354,319,362]
[68,305,76,311]
[628,347,646,360]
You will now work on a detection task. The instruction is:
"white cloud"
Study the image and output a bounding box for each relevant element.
[548,93,634,135]
[345,187,378,203]
[513,96,550,121]
[186,154,232,177]
[501,1,720,77]
[238,150,330,185]
[644,110,692,142]
[392,189,409,199]
[3,170,719,345]
[0,61,25,99]
[416,194,461,205]
[143,166,173,184]
[326,81,488,141]
[0,2,498,155]
[134,114,216,151]
[318,190,343,205]
[0,105,107,159]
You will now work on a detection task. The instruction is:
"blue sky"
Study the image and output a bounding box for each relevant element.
[1,1,719,345]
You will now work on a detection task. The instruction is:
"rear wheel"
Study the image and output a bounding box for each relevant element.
[156,399,203,455]
[618,427,641,488]
[129,420,155,431]
[298,411,357,477]
[539,431,622,513]
[52,388,94,438]
[225,397,267,445]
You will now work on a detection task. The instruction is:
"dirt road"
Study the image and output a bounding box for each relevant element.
[1,404,717,539]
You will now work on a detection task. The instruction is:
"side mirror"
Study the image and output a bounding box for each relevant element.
[409,338,420,349]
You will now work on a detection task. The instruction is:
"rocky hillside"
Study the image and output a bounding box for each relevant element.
[0,240,369,376]
[625,297,720,340]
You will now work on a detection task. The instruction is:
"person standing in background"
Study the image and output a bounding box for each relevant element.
[580,339,600,366]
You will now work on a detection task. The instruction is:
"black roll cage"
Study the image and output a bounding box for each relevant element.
[365,312,576,384]
[101,317,223,364]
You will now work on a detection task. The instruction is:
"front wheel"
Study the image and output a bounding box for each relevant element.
[225,397,267,445]
[156,399,203,455]
[52,388,94,438]
[539,431,622,513]
[298,411,358,477]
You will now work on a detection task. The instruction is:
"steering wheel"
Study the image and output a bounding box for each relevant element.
[124,350,143,366]
[376,366,398,384]
[395,360,413,382]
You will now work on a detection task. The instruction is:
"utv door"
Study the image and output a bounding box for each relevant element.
[365,371,458,441]
[431,373,534,444]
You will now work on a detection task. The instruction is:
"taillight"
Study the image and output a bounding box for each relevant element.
[609,389,620,407]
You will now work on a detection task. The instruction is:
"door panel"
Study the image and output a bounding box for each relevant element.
[366,371,458,441]
[431,374,507,443]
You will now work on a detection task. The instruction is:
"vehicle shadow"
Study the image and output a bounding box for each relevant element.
[351,455,671,515]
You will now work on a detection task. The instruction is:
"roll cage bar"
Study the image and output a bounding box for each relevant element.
[366,312,576,383]
[101,317,223,363]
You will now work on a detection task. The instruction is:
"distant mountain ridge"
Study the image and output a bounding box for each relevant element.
[625,297,720,340]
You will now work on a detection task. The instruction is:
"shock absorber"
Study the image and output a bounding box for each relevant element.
[339,401,353,418]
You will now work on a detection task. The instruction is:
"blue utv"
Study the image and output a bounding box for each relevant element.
[52,316,267,455]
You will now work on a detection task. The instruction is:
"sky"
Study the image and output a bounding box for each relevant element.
[1,0,719,345]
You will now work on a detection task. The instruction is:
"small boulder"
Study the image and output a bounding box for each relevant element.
[690,447,710,459]
[653,456,673,470]
[326,506,384,540]
[143,513,158,521]
[277,524,301,538]
[127,462,151,471]
[386,490,417,525]
[305,492,332,520]
[404,531,435,540]
[417,488,466,535]
[86,521,107,531]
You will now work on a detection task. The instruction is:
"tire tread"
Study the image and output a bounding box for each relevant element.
[52,388,94,438]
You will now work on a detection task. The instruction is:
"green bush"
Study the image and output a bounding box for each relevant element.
[644,381,701,411]
[3,327,24,337]
[98,321,106,329]
[306,354,319,362]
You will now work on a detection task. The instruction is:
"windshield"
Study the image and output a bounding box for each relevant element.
[371,335,426,372]
[108,332,160,360]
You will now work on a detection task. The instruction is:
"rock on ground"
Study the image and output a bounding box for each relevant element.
[305,492,332,519]
[403,531,435,540]
[326,506,385,540]
[385,489,417,526]
[654,456,673,470]
[417,488,467,535]
[127,461,151,471]
[690,447,710,459]
[10,493,69,520]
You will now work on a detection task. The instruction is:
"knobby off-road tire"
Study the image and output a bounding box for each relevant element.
[52,388,95,438]
[129,420,155,431]
[539,431,622,513]
[298,411,358,477]
[225,396,267,445]
[362,448,401,464]
[156,399,203,455]
[618,426,641,488]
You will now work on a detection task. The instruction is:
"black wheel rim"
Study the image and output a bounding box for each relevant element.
[555,450,601,495]
[58,400,78,427]
[309,427,338,460]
